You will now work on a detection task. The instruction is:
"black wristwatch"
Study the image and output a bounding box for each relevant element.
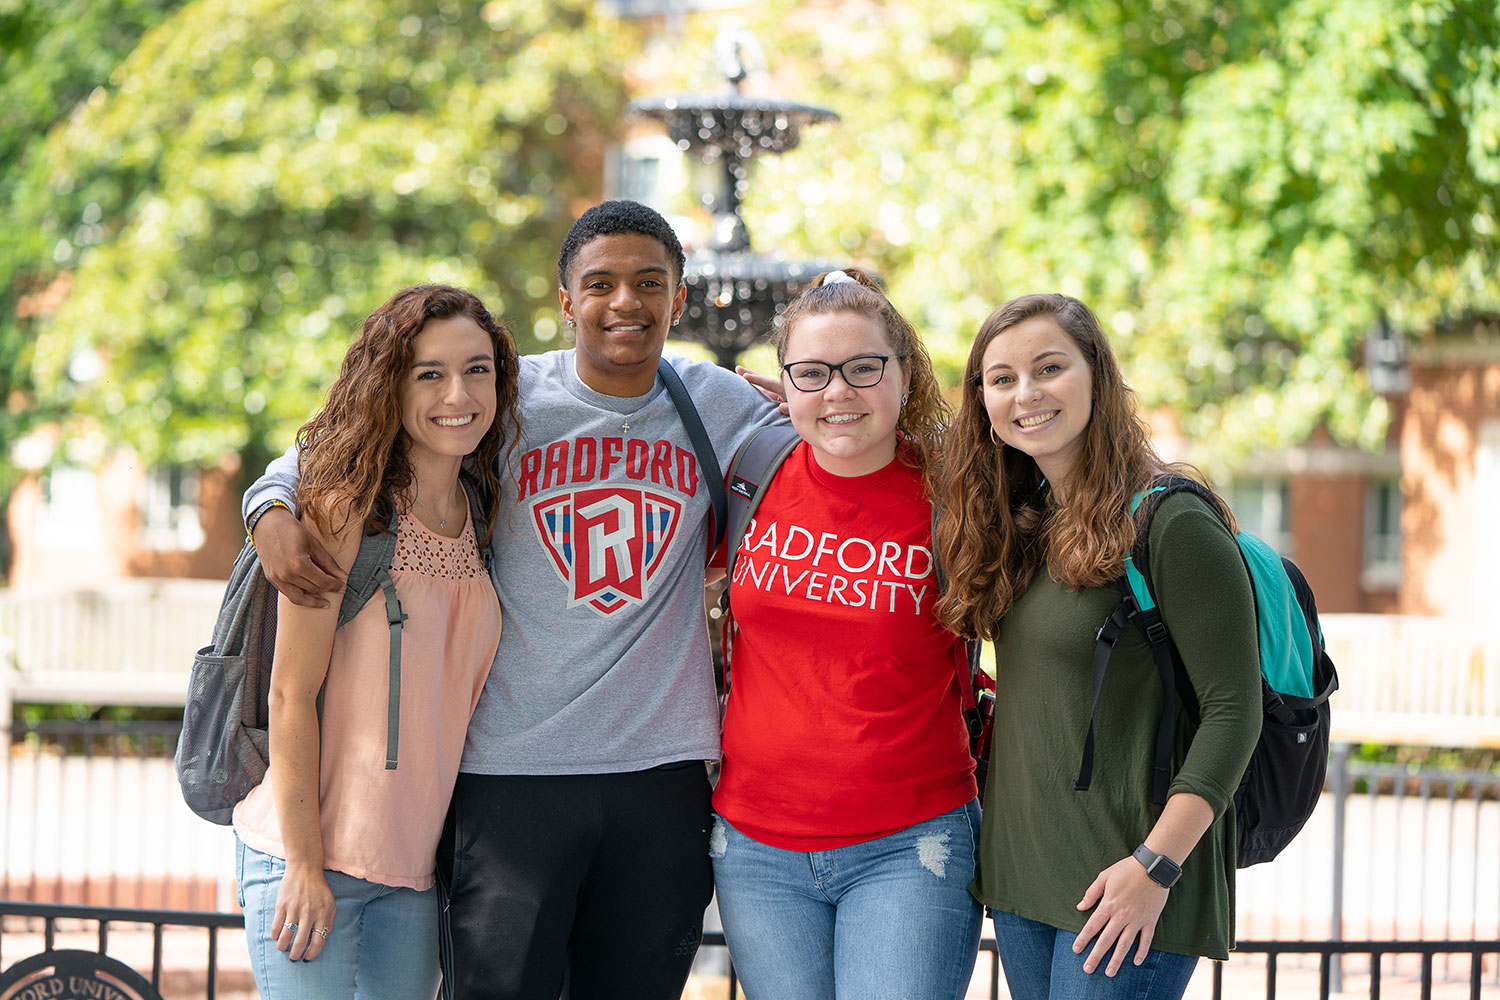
[1132,844,1183,888]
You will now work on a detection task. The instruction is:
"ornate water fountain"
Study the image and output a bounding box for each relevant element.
[628,35,840,367]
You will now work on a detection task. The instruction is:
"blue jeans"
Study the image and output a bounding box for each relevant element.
[236,837,440,1000]
[710,800,983,1000]
[991,910,1198,1000]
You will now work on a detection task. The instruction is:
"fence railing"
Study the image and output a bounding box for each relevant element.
[3,720,1498,989]
[0,579,222,712]
[1322,615,1500,747]
[3,591,1497,733]
[1,901,1495,1000]
[1,720,230,912]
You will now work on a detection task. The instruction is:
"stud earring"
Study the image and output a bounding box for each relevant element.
[901,392,909,405]
[566,319,575,328]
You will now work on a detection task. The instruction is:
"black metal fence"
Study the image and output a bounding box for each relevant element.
[4,721,1499,998]
[1,901,1497,1000]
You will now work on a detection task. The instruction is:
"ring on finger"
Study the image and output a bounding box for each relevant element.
[313,926,331,939]
[285,923,298,934]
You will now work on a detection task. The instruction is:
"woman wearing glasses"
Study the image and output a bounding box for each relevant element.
[710,268,982,1000]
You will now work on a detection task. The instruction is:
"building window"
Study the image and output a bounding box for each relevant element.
[1227,478,1293,556]
[138,466,204,551]
[1362,479,1402,590]
[607,134,689,214]
[36,466,105,550]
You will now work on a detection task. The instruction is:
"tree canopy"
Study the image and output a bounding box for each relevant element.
[4,0,630,471]
[7,0,1498,476]
[1,0,181,471]
[705,0,1500,458]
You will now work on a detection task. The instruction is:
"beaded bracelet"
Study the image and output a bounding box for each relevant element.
[246,499,291,544]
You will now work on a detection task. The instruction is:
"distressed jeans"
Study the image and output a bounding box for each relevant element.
[709,800,983,1000]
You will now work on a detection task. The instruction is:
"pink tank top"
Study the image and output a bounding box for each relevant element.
[233,505,499,889]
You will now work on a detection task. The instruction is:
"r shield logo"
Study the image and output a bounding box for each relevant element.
[533,487,684,615]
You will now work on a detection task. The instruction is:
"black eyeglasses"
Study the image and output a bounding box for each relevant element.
[781,355,901,392]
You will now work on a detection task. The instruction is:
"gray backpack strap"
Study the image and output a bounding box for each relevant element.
[724,424,801,588]
[335,504,406,769]
[459,470,493,570]
[376,565,406,769]
[338,506,400,627]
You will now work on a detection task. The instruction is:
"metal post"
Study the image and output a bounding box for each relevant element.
[1329,742,1351,993]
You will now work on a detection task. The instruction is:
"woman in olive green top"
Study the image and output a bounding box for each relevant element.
[933,294,1261,998]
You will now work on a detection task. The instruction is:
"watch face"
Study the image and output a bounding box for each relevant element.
[1148,856,1181,886]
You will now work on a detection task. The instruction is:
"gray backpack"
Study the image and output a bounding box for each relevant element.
[175,481,488,824]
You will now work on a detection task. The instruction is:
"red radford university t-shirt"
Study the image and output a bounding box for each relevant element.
[712,443,976,851]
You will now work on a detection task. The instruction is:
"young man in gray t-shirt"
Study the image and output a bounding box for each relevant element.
[246,201,781,999]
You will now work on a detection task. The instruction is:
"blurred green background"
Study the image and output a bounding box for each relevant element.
[3,0,1497,499]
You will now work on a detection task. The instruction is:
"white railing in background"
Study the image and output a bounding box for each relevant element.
[0,579,224,711]
[1322,615,1500,747]
[1,586,1499,745]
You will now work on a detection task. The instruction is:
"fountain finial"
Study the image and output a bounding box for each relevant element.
[713,25,762,93]
[626,38,842,367]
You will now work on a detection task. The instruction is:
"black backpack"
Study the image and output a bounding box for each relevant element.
[720,425,993,782]
[175,481,489,824]
[1076,476,1339,867]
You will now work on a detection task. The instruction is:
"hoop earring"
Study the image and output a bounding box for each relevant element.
[990,425,1002,446]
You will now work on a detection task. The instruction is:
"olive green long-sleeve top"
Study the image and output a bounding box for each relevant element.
[971,492,1262,960]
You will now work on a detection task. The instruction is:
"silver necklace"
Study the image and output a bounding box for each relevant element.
[594,390,646,435]
[410,488,460,531]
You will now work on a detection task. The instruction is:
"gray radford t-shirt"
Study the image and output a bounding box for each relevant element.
[246,349,783,774]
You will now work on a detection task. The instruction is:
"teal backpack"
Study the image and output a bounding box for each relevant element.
[1075,475,1339,867]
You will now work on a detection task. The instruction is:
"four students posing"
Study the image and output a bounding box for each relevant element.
[241,200,1262,1000]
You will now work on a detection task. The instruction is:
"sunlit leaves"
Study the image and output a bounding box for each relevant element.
[684,0,1500,463]
[10,0,632,467]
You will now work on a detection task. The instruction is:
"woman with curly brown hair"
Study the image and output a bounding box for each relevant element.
[933,294,1261,999]
[231,284,519,1000]
[711,268,982,1000]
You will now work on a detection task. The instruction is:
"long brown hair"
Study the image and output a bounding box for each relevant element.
[934,293,1228,639]
[772,268,951,496]
[295,284,521,545]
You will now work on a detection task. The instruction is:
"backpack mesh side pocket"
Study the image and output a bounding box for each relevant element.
[1234,689,1331,866]
[175,542,278,824]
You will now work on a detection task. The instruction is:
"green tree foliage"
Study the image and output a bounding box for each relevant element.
[10,0,631,469]
[713,0,1500,457]
[0,0,181,463]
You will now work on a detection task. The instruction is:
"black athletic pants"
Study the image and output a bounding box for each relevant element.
[436,763,715,1000]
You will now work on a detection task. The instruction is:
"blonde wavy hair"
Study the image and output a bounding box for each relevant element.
[933,293,1228,639]
[772,268,951,496]
[295,284,521,545]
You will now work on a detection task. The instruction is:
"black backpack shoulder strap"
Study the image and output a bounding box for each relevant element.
[723,423,801,589]
[931,504,948,594]
[657,358,728,555]
[928,500,984,718]
[1075,476,1196,805]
